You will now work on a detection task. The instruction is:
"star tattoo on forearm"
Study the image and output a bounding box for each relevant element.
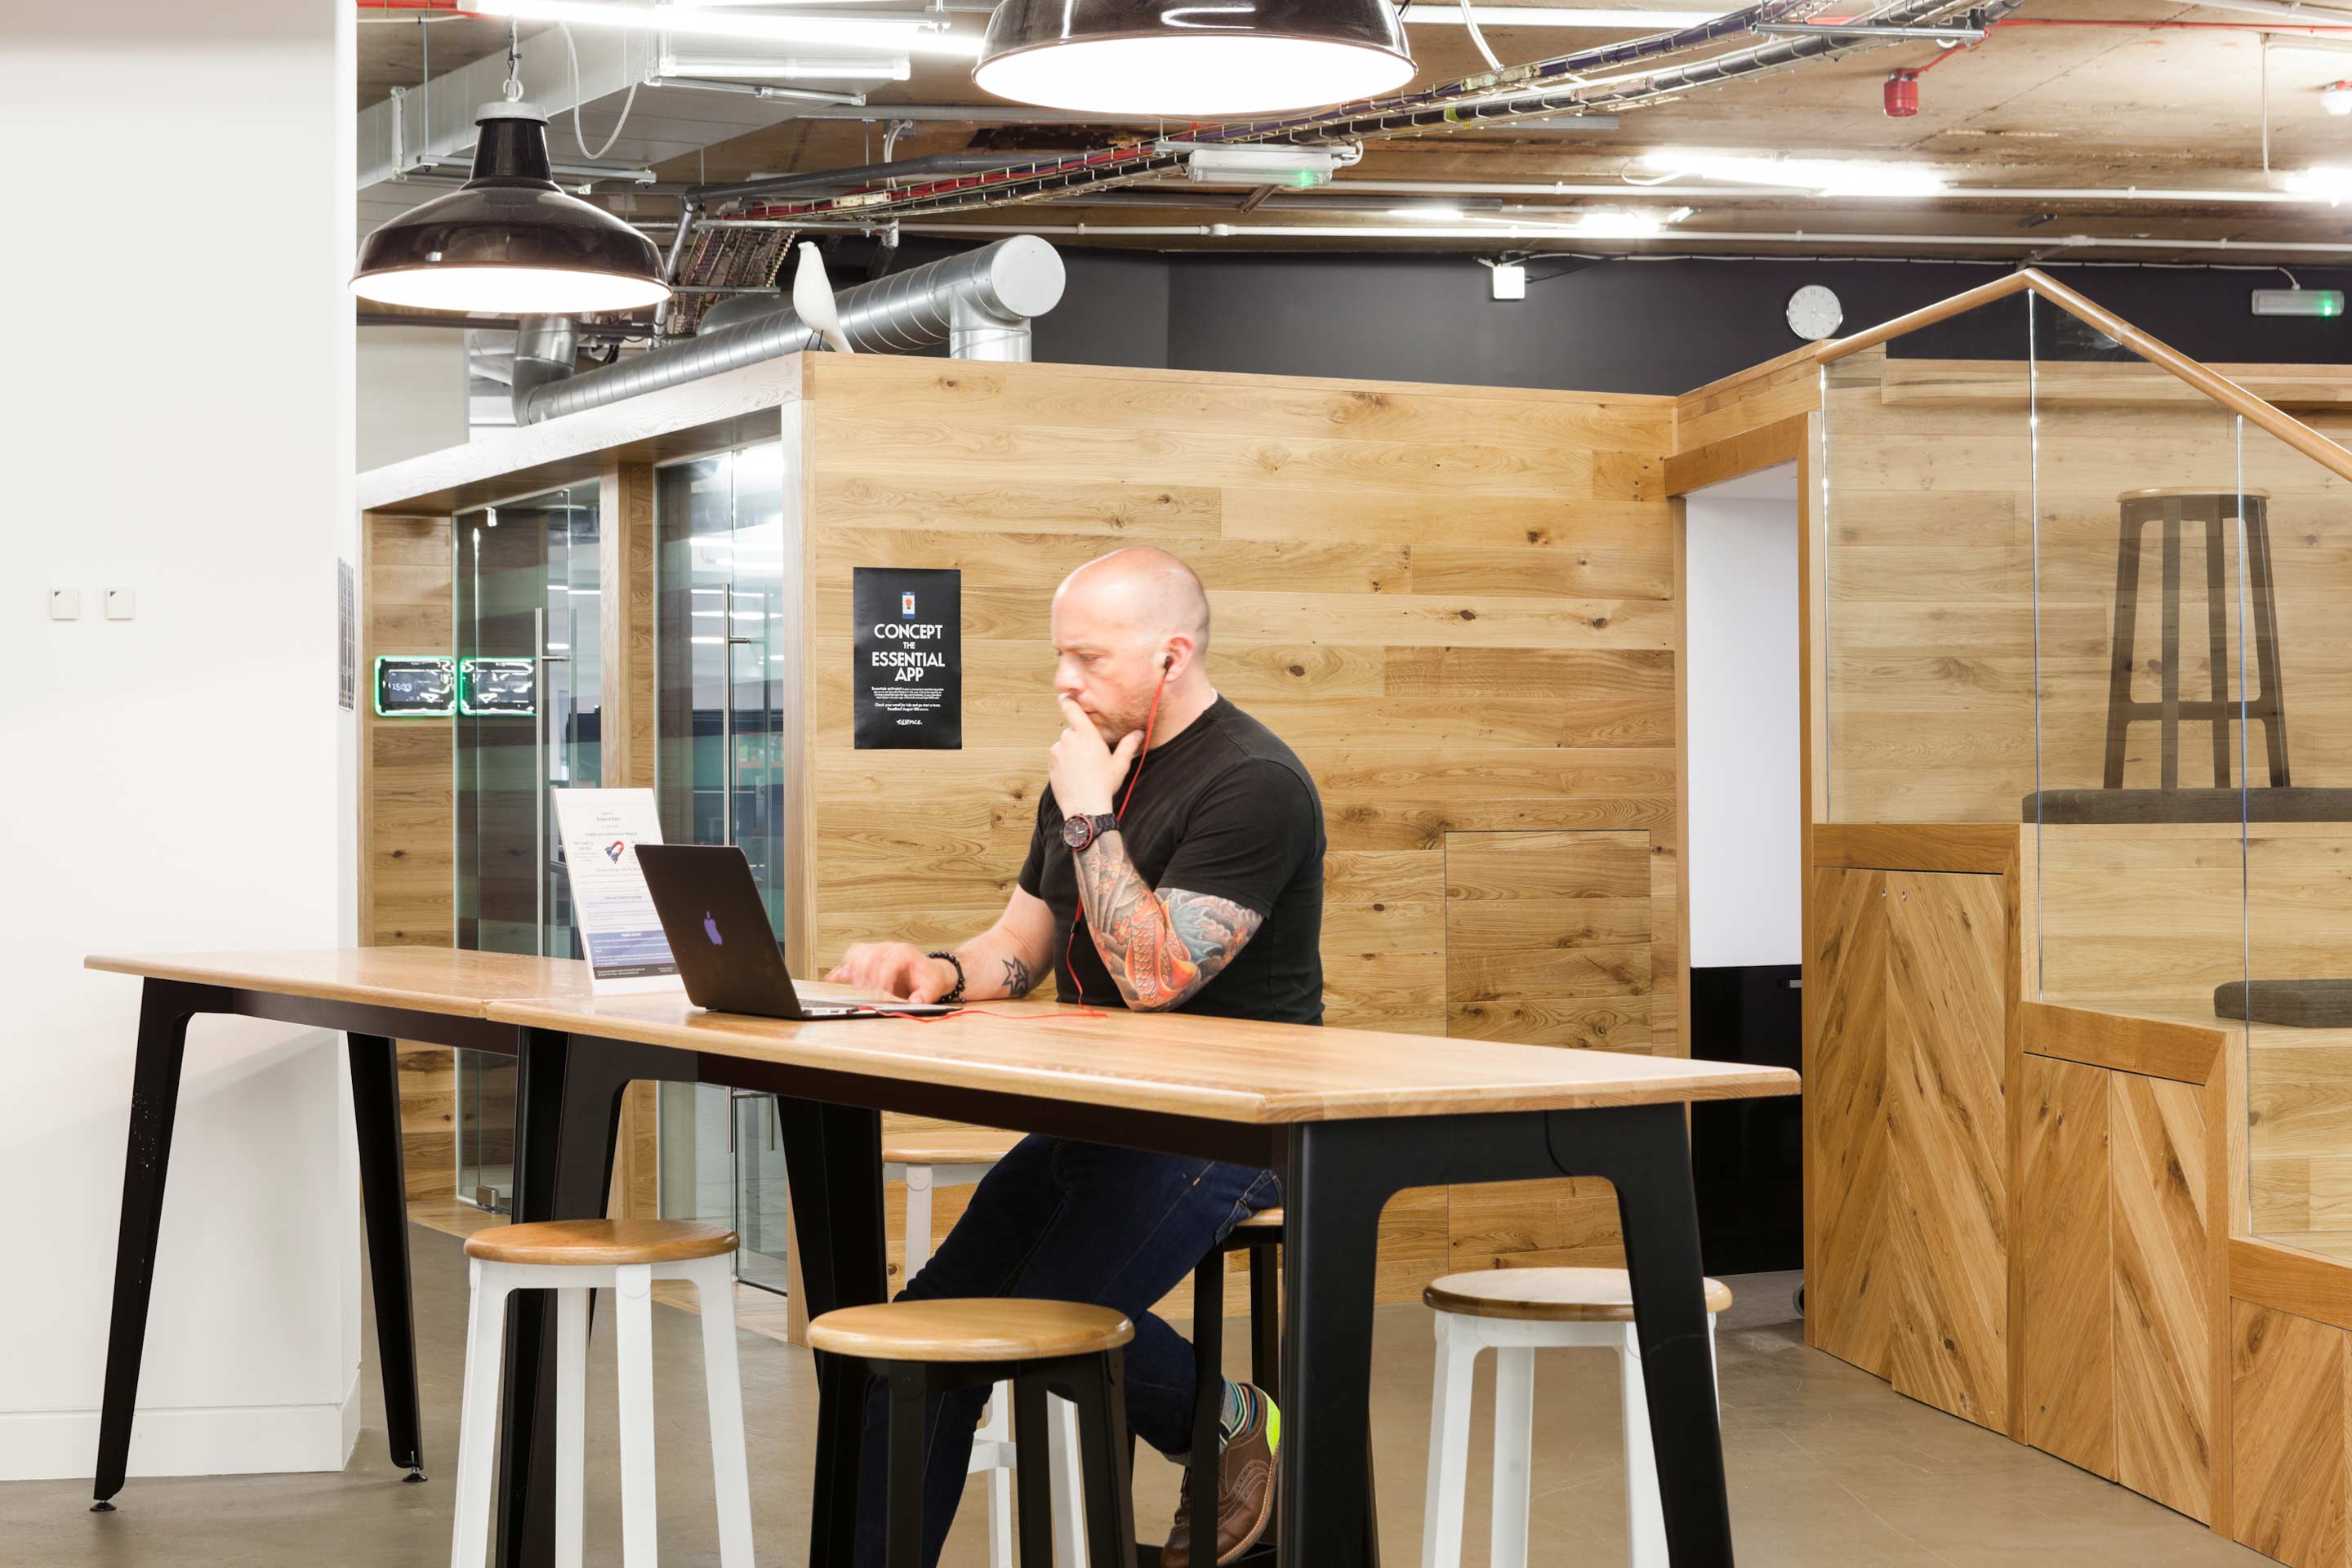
[1001,956,1036,998]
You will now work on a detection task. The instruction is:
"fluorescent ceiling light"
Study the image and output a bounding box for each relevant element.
[1186,145,1348,186]
[1638,149,1947,197]
[471,0,982,59]
[1388,203,1467,218]
[1405,7,1717,24]
[2286,166,2352,202]
[657,50,912,79]
[1564,204,1681,236]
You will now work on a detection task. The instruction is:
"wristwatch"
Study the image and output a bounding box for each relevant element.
[1060,812,1120,853]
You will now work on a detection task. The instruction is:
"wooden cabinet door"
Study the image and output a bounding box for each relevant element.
[1806,865,1893,1374]
[2020,1054,2115,1477]
[1885,870,2010,1431]
[2111,1071,2213,1522]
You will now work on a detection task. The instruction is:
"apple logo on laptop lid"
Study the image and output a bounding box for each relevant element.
[703,912,724,947]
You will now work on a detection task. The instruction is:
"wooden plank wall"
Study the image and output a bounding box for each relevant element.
[796,354,1682,1298]
[359,514,458,1199]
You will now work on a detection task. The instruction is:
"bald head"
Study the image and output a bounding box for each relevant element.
[1054,546,1211,655]
[1049,546,1217,743]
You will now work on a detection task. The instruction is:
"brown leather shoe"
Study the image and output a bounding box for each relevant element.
[1160,1386,1279,1567]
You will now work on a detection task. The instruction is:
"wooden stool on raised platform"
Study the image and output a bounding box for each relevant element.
[1419,1268,1731,1568]
[883,1126,1084,1568]
[809,1298,1143,1568]
[2105,486,2287,790]
[449,1220,753,1568]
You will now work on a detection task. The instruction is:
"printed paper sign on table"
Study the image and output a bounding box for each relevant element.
[551,788,682,995]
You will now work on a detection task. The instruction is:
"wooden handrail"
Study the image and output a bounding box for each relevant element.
[1814,266,2352,488]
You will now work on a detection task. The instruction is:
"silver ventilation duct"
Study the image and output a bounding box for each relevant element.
[512,235,1066,425]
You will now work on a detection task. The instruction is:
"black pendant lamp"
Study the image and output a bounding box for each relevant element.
[973,0,1414,118]
[350,100,669,316]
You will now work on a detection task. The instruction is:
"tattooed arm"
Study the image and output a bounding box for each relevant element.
[1071,830,1266,1010]
[829,884,1054,1002]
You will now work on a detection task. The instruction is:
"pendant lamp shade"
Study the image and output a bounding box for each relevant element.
[350,102,669,315]
[973,0,1414,118]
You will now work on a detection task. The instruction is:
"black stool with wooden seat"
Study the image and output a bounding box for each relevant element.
[2105,485,2288,790]
[807,1298,1142,1568]
[1173,1208,1378,1567]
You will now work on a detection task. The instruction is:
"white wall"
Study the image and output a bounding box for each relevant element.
[0,3,361,1479]
[359,327,469,470]
[1685,469,1802,969]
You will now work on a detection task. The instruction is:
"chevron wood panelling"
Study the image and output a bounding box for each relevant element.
[1806,864,1892,1374]
[2231,1300,2349,1568]
[1885,869,2011,1431]
[2020,1053,2114,1478]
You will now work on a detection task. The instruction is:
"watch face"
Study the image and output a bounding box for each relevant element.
[1061,815,1094,849]
[1786,284,1844,342]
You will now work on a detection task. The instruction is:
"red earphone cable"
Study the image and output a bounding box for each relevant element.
[1063,663,1171,1004]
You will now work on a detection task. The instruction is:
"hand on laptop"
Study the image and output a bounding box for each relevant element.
[827,942,959,1003]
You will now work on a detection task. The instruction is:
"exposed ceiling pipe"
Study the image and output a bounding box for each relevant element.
[821,220,2352,256]
[689,152,1070,204]
[1255,178,2352,207]
[729,0,1980,225]
[767,102,1622,126]
[512,235,1065,425]
[2185,0,2352,22]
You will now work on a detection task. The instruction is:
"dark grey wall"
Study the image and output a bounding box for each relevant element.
[871,237,2352,394]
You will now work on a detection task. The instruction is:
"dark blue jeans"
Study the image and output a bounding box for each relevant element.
[849,1134,1279,1568]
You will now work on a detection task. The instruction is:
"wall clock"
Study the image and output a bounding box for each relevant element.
[1786,283,1845,342]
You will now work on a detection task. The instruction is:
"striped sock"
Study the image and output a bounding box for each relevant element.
[1218,1379,1258,1444]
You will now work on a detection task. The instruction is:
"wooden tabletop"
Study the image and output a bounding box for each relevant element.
[82,950,1798,1124]
[84,948,596,1017]
[483,987,1798,1125]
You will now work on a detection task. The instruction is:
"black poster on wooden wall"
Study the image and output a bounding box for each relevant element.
[853,566,962,750]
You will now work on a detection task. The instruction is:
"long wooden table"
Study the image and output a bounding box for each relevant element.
[87,951,1797,1568]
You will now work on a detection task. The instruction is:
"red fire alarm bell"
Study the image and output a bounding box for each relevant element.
[1885,69,1920,118]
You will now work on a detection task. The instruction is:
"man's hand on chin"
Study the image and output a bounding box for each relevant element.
[1049,695,1143,820]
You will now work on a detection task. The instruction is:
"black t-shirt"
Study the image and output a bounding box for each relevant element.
[1017,696,1325,1025]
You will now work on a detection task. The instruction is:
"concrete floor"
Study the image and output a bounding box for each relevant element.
[0,1225,2275,1566]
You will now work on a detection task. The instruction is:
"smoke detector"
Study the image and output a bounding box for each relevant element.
[2325,81,2352,117]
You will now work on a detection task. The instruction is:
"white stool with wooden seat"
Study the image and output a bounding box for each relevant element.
[809,1298,1143,1568]
[1419,1268,1731,1568]
[883,1125,1085,1568]
[448,1219,755,1568]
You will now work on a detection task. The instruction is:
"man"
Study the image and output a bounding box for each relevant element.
[827,545,1326,1567]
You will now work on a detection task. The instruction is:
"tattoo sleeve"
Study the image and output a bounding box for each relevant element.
[1000,956,1036,998]
[1070,833,1265,1010]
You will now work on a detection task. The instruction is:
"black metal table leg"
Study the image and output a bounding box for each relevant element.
[1553,1102,1734,1567]
[773,1095,886,1568]
[92,978,223,1512]
[348,1031,425,1481]
[1273,1121,1396,1568]
[492,1029,657,1568]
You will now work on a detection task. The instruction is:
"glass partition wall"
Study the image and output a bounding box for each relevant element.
[652,443,794,1294]
[450,483,604,1212]
[1816,287,2352,1257]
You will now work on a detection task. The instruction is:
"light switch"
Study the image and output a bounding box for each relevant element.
[106,588,136,621]
[48,588,79,621]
